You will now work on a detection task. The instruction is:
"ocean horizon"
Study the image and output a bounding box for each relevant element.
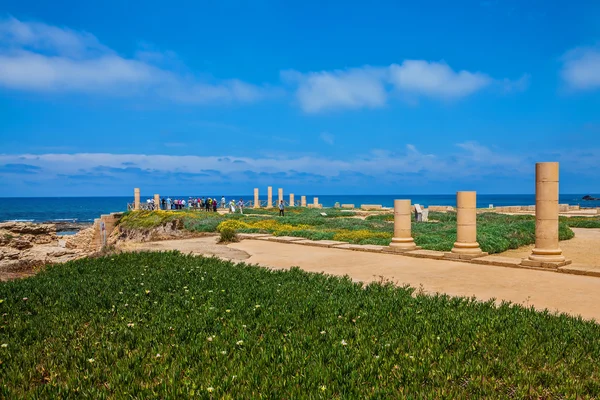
[0,194,598,223]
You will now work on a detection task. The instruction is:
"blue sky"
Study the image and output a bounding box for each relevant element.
[0,0,599,197]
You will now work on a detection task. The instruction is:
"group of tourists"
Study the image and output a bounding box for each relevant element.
[142,196,284,216]
[145,196,248,214]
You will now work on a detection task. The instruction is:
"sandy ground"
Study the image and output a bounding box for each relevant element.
[118,236,251,261]
[123,236,600,322]
[499,228,600,266]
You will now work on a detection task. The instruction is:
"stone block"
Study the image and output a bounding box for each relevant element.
[341,204,355,209]
[360,204,383,210]
[403,249,445,259]
[444,251,488,260]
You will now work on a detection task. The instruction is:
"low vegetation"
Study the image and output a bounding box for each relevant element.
[561,215,600,229]
[1,253,599,398]
[117,208,576,254]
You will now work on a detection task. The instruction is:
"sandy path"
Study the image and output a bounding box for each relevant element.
[499,228,600,266]
[118,236,251,261]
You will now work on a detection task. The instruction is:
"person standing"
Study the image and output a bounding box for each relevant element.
[278,200,284,217]
[237,198,244,215]
[229,199,236,213]
[213,198,218,212]
[166,197,172,210]
[221,196,226,209]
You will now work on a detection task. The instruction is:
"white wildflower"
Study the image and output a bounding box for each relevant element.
[88,358,95,363]
[1,343,7,348]
[320,331,326,335]
[341,339,347,346]
[207,387,214,393]
[236,340,244,346]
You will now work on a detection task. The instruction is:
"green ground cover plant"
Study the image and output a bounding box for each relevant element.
[117,209,575,254]
[561,216,600,229]
[1,252,599,398]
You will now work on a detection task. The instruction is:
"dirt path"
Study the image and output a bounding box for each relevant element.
[117,236,251,261]
[499,228,600,266]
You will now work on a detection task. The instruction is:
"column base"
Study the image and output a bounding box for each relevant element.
[387,243,421,253]
[522,256,571,269]
[449,242,485,258]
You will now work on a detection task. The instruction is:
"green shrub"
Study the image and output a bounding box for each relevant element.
[219,227,239,243]
[1,253,599,398]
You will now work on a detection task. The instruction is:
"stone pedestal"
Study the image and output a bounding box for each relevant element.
[290,194,295,207]
[254,188,259,208]
[267,186,273,208]
[278,188,283,206]
[154,194,160,211]
[522,162,570,268]
[134,188,140,211]
[301,196,307,207]
[446,191,487,260]
[389,200,419,252]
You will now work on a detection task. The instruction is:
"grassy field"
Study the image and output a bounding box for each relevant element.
[1,252,599,398]
[118,209,576,254]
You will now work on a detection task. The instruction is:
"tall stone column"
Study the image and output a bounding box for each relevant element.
[446,191,486,259]
[301,196,307,207]
[314,197,319,207]
[289,193,295,207]
[389,200,419,251]
[267,186,273,208]
[523,162,569,267]
[154,194,160,211]
[278,188,283,206]
[134,188,140,210]
[254,188,260,208]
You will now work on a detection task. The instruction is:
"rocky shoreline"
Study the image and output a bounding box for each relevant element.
[0,221,97,280]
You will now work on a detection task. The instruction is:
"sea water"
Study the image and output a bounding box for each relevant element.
[0,195,598,223]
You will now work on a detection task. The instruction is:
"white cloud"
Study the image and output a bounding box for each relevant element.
[281,67,387,113]
[0,17,274,103]
[561,45,600,91]
[388,60,492,99]
[320,132,335,145]
[0,142,529,184]
[285,61,525,113]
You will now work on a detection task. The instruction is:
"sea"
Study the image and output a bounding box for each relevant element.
[0,194,599,223]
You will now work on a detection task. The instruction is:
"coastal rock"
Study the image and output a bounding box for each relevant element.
[0,221,92,280]
[65,227,96,251]
[0,222,56,235]
[109,219,195,244]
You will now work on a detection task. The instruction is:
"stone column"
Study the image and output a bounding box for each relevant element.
[523,162,569,267]
[314,197,319,207]
[267,186,273,208]
[154,194,160,211]
[278,188,283,206]
[134,188,140,210]
[254,188,259,208]
[301,196,307,207]
[289,193,295,207]
[389,200,418,251]
[447,191,486,259]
